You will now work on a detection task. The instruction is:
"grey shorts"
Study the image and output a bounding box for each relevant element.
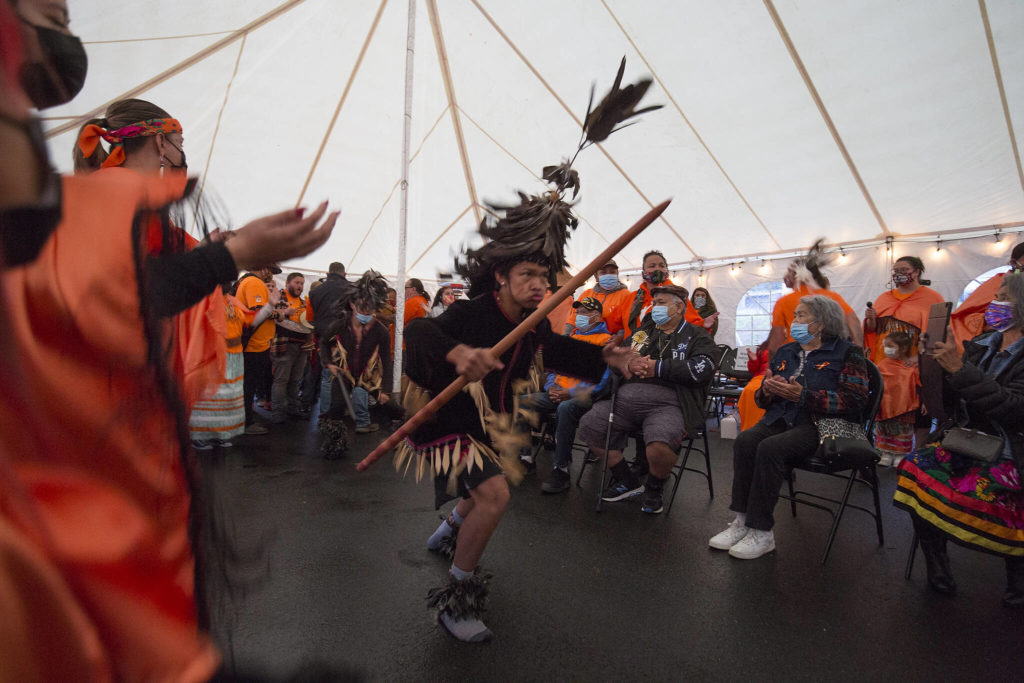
[577,382,687,452]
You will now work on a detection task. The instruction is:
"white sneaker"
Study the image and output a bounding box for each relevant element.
[728,529,776,559]
[878,453,893,467]
[709,521,749,550]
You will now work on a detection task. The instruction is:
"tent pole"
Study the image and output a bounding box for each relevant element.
[393,0,416,395]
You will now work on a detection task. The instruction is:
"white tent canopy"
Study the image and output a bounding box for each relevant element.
[42,0,1024,345]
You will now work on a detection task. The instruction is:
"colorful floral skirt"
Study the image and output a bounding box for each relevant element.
[188,351,245,442]
[873,412,915,457]
[894,443,1024,557]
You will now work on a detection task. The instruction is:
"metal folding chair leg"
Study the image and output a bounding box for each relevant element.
[818,468,860,563]
[905,532,919,579]
[867,465,884,546]
[594,383,619,512]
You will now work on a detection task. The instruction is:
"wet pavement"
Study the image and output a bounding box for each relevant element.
[202,411,1022,681]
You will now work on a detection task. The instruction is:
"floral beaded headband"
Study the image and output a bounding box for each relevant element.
[77,117,182,168]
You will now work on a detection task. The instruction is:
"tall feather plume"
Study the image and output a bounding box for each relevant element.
[455,57,661,296]
[351,269,389,308]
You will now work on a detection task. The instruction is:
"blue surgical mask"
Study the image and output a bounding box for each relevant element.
[790,321,816,344]
[355,312,374,325]
[575,314,592,330]
[598,274,618,290]
[651,305,670,325]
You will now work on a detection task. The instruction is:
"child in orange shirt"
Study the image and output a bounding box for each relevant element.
[874,331,921,466]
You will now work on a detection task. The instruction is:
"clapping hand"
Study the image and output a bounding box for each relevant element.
[603,343,637,379]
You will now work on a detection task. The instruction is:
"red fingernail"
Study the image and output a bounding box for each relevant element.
[296,207,306,218]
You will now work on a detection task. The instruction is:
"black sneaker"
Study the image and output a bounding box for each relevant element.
[601,478,643,502]
[541,468,570,494]
[640,488,664,514]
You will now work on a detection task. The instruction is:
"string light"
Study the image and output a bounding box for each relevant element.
[885,236,893,254]
[760,259,768,272]
[935,238,942,253]
[995,229,1003,244]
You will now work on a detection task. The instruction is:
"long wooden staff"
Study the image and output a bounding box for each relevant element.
[356,199,672,472]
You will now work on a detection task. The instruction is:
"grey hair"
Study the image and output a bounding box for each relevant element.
[1004,272,1024,330]
[799,295,846,338]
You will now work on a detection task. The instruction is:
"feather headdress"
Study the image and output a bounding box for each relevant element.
[326,269,389,340]
[791,239,832,289]
[455,57,662,296]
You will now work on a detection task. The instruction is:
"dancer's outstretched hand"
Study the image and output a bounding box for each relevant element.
[447,344,504,382]
[226,201,339,270]
[603,343,637,379]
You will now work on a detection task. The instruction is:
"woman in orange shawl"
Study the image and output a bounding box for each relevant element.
[864,256,943,447]
[0,75,337,681]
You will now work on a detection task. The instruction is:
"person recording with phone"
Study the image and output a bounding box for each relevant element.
[895,273,1024,608]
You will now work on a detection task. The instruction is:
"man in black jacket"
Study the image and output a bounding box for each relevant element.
[308,261,353,339]
[579,285,720,514]
[307,262,354,416]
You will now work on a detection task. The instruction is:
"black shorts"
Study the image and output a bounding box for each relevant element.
[433,454,503,509]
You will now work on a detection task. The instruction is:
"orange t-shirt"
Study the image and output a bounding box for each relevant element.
[404,295,430,325]
[564,286,633,334]
[771,284,854,344]
[224,294,253,353]
[237,276,275,352]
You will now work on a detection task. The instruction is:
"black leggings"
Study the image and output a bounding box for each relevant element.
[243,350,271,425]
[730,417,819,530]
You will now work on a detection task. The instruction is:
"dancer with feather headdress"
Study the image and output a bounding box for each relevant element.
[318,270,392,459]
[767,239,863,356]
[401,58,659,642]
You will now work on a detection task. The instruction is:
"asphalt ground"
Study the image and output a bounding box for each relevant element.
[202,408,1022,681]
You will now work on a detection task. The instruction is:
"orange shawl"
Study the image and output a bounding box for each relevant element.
[865,286,944,363]
[951,273,1003,349]
[0,168,218,681]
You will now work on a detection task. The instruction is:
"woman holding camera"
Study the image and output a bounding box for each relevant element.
[894,273,1024,607]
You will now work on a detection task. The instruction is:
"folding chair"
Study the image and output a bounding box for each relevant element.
[779,360,885,564]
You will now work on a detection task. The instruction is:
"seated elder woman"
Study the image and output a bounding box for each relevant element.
[894,273,1024,607]
[709,295,869,559]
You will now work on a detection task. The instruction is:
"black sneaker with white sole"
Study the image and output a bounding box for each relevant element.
[601,478,643,502]
[640,488,664,514]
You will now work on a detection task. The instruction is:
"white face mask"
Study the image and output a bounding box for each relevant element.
[883,346,899,358]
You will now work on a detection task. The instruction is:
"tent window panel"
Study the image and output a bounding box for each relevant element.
[958,265,1008,306]
[735,281,787,347]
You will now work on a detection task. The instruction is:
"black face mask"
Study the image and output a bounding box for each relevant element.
[643,269,667,285]
[163,139,188,170]
[19,22,88,109]
[0,113,62,267]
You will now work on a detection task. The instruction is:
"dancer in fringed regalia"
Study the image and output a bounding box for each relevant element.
[319,271,393,458]
[399,58,659,642]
